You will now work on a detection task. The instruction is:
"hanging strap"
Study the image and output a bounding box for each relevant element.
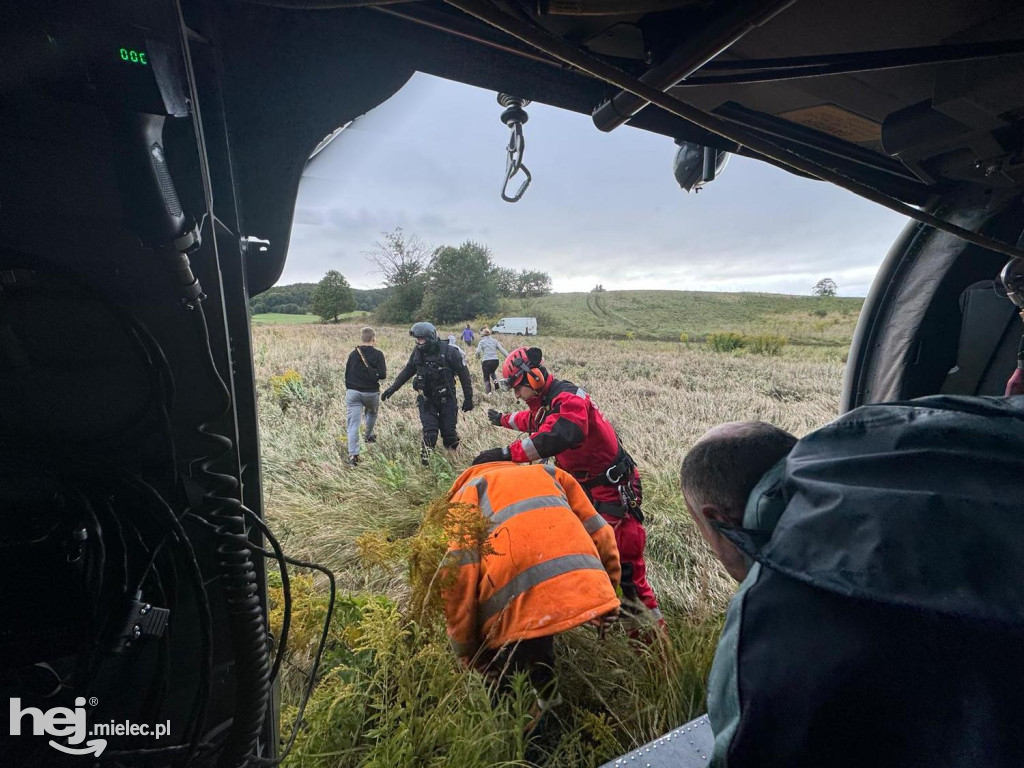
[356,348,380,376]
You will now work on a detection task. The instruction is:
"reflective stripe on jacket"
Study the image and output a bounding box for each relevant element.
[442,462,621,660]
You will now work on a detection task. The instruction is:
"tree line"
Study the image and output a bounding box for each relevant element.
[252,228,552,324]
[250,283,388,316]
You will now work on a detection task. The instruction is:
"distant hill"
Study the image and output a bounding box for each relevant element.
[253,287,863,349]
[250,283,389,315]
[491,290,863,347]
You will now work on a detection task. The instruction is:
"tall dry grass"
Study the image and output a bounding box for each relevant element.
[254,322,847,765]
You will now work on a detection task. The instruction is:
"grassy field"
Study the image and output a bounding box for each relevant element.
[255,322,849,766]
[252,311,371,325]
[491,290,861,349]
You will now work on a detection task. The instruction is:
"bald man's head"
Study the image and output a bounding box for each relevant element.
[680,421,797,581]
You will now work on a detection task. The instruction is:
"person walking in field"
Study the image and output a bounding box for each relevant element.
[447,332,468,364]
[461,324,475,346]
[343,326,387,467]
[474,327,508,394]
[473,346,665,631]
[441,461,620,716]
[381,322,474,465]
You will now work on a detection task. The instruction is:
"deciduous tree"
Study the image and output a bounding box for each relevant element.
[516,270,552,298]
[422,241,499,322]
[493,266,553,298]
[492,266,518,297]
[812,277,838,297]
[311,270,355,323]
[367,228,430,322]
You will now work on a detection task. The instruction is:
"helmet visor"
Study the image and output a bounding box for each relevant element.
[495,375,520,393]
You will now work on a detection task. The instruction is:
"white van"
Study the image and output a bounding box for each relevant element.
[491,317,538,336]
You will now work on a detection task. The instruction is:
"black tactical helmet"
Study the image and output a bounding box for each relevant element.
[409,321,438,341]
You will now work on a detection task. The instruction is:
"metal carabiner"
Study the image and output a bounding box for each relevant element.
[498,93,532,203]
[502,123,532,202]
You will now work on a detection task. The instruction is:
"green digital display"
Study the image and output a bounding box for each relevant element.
[119,47,148,66]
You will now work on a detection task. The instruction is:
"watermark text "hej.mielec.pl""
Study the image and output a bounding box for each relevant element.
[9,697,171,757]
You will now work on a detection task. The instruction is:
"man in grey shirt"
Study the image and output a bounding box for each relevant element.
[344,326,387,466]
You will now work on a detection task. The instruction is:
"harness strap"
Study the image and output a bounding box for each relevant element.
[593,500,627,518]
[355,346,373,371]
[576,446,632,489]
[576,447,645,523]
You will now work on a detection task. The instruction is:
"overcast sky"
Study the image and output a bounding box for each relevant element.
[284,72,910,297]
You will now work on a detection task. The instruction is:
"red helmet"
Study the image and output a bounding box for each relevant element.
[501,347,547,390]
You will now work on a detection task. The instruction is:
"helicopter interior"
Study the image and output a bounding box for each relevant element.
[1,0,1023,764]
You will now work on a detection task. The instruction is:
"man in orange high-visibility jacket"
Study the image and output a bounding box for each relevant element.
[442,461,621,697]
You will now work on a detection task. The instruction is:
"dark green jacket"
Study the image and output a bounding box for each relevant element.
[708,395,1024,767]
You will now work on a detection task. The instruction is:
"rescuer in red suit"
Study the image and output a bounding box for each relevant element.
[473,346,664,629]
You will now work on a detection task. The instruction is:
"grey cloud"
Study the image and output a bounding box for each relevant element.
[281,73,910,297]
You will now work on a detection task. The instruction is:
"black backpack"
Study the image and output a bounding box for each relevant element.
[707,395,1024,768]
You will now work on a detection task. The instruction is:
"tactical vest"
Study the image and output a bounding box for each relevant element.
[413,342,456,401]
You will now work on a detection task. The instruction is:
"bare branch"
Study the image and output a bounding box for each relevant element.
[364,227,431,287]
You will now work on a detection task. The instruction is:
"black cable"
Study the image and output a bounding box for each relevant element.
[172,15,278,757]
[126,523,173,729]
[241,511,291,687]
[76,490,108,623]
[0,457,200,763]
[126,321,179,489]
[241,509,336,767]
[183,506,334,768]
[92,493,130,597]
[269,554,335,766]
[135,541,168,594]
[120,473,214,767]
[185,505,291,687]
[66,468,214,766]
[0,258,209,759]
[186,303,272,767]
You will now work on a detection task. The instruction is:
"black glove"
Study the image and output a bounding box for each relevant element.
[487,409,504,427]
[381,388,395,402]
[462,396,474,413]
[472,446,511,465]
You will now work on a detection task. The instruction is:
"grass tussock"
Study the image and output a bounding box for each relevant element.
[255,322,848,766]
[268,580,723,766]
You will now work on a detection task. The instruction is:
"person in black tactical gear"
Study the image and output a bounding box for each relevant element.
[381,321,474,465]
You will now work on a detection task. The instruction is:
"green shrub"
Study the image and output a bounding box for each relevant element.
[810,308,828,318]
[267,495,724,768]
[678,332,689,343]
[270,585,721,768]
[706,332,746,353]
[746,334,789,356]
